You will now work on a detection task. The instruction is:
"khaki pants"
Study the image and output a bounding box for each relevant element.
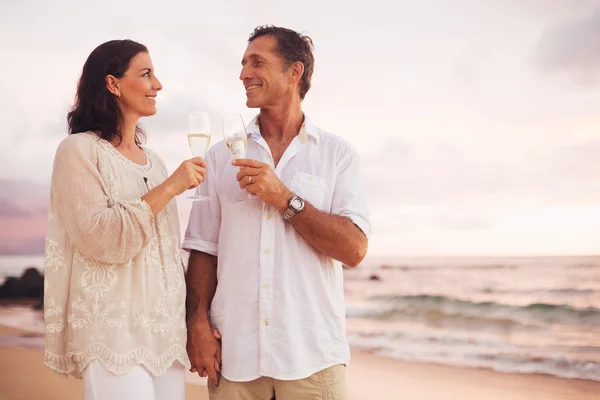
[208,364,346,400]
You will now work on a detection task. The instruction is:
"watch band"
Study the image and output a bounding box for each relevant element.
[283,208,296,220]
[283,195,304,220]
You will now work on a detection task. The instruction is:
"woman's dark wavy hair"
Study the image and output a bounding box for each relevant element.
[68,39,148,145]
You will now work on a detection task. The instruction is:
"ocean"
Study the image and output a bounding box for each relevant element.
[345,255,600,382]
[1,254,599,382]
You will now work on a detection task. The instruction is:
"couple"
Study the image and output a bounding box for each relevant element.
[44,25,370,400]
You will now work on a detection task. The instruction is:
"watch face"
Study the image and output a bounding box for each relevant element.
[291,197,303,209]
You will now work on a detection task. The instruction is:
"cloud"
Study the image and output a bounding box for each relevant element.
[0,179,48,198]
[0,180,48,217]
[0,236,45,255]
[142,91,232,136]
[541,140,600,202]
[0,198,30,217]
[0,180,48,255]
[369,205,494,236]
[433,213,494,231]
[549,140,600,176]
[362,138,521,207]
[363,138,600,235]
[2,0,600,256]
[534,7,600,84]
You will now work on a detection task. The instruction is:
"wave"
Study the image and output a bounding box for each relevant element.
[478,288,599,296]
[376,260,600,271]
[346,331,600,382]
[547,288,599,295]
[475,353,600,382]
[379,264,519,271]
[347,295,600,327]
[571,263,600,270]
[349,330,600,356]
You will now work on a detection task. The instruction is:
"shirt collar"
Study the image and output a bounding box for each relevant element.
[246,113,320,145]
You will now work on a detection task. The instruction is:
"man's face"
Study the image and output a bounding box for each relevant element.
[240,35,293,109]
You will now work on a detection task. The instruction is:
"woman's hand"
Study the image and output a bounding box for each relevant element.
[164,157,206,196]
[142,157,206,216]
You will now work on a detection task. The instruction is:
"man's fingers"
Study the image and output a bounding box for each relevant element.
[214,358,220,372]
[190,357,206,376]
[236,168,261,183]
[206,366,219,386]
[212,327,222,340]
[238,171,262,190]
[233,158,264,168]
[216,346,222,370]
[242,166,262,174]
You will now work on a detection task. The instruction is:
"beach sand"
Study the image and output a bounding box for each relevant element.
[0,325,209,400]
[1,324,599,400]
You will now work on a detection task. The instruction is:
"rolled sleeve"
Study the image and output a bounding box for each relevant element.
[183,148,221,256]
[181,237,218,256]
[331,143,371,238]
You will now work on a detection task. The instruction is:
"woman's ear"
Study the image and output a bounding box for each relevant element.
[105,75,121,98]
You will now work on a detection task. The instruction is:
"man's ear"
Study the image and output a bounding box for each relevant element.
[105,75,121,97]
[288,61,305,84]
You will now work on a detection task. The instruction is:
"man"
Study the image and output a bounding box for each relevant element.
[183,25,370,399]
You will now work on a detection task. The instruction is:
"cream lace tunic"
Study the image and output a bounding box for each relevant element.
[44,132,190,379]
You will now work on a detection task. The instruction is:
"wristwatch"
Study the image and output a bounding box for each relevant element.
[283,195,305,220]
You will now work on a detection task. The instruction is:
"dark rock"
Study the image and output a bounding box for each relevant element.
[21,267,44,297]
[33,289,44,310]
[0,266,44,303]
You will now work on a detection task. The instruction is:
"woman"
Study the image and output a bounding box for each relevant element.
[44,39,204,399]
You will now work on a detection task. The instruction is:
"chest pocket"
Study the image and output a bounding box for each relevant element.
[289,172,327,211]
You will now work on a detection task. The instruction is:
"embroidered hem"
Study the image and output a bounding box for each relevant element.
[44,343,191,379]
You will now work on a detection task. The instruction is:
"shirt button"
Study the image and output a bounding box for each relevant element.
[263,283,270,289]
[266,154,272,160]
[308,176,313,181]
[264,319,269,326]
[266,212,273,220]
[264,249,271,255]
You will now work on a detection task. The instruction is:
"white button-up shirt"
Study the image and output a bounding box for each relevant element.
[183,115,370,381]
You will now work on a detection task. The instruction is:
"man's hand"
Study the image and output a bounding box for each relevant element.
[233,159,292,212]
[187,319,222,386]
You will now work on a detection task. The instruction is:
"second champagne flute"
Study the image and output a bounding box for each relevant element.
[221,113,255,200]
[186,111,211,201]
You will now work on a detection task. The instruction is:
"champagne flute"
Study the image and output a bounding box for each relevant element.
[221,113,255,199]
[186,111,211,201]
[222,113,248,159]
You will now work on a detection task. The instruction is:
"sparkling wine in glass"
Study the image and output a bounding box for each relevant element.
[187,111,211,202]
[222,115,248,160]
[221,113,255,199]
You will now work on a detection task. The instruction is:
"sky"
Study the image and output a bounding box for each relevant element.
[1,0,599,257]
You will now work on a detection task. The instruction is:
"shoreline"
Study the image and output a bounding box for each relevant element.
[1,324,600,400]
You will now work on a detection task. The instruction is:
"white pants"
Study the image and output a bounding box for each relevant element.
[83,360,185,400]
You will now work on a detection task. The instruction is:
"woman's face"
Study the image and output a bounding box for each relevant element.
[113,52,162,118]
